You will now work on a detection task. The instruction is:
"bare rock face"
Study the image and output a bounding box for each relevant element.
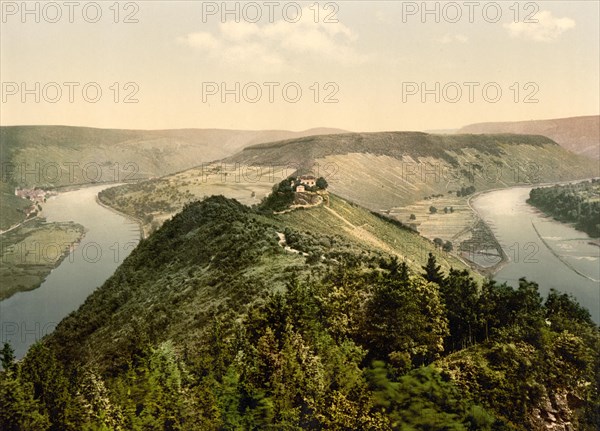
[530,389,582,431]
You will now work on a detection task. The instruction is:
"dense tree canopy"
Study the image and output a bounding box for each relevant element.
[528,179,600,237]
[1,197,598,430]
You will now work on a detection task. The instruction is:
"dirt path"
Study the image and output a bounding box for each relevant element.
[276,232,308,256]
[274,195,324,215]
[323,206,397,255]
[0,216,40,236]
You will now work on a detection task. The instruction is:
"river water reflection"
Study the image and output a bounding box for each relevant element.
[472,186,600,323]
[0,184,140,359]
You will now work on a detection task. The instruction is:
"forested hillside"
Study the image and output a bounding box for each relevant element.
[528,179,600,237]
[1,194,598,430]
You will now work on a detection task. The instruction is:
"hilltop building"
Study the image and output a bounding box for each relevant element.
[299,175,316,187]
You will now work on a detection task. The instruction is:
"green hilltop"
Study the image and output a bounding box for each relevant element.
[48,193,475,369]
[1,194,598,430]
[98,131,599,268]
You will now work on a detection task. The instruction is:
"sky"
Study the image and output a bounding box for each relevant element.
[1,0,599,132]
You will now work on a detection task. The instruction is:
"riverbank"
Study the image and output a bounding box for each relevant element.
[464,177,600,277]
[527,179,600,239]
[526,205,600,249]
[529,220,599,283]
[95,194,146,240]
[0,215,41,236]
[468,182,600,322]
[0,183,143,300]
[0,219,86,301]
[1,183,143,359]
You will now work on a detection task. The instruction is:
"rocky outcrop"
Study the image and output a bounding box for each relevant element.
[530,389,584,431]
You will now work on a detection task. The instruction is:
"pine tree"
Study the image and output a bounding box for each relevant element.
[442,268,481,350]
[422,253,445,285]
[0,372,51,430]
[19,343,75,429]
[398,261,409,283]
[363,275,448,367]
[1,342,15,371]
[381,257,410,284]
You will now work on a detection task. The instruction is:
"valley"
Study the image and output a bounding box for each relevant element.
[3,2,599,428]
[99,131,598,273]
[1,127,598,431]
[0,125,347,231]
[2,192,597,430]
[1,130,599,430]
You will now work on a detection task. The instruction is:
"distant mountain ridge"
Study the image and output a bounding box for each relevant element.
[458,115,600,159]
[0,125,349,185]
[222,131,599,211]
[227,131,556,166]
[0,125,347,230]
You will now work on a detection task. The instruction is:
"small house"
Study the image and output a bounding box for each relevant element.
[296,185,305,193]
[299,175,316,187]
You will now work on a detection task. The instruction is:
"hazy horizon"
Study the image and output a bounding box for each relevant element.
[2,1,598,131]
[1,113,598,133]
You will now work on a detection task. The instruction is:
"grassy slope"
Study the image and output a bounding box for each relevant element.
[46,194,474,370]
[224,132,599,211]
[97,163,279,237]
[274,194,473,279]
[0,126,346,230]
[0,182,31,230]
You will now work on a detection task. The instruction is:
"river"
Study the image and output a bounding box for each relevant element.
[2,182,598,360]
[0,184,141,359]
[471,186,600,323]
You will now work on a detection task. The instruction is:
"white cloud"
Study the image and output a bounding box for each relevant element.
[220,21,260,42]
[177,5,363,73]
[177,32,221,50]
[504,10,575,42]
[439,34,469,44]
